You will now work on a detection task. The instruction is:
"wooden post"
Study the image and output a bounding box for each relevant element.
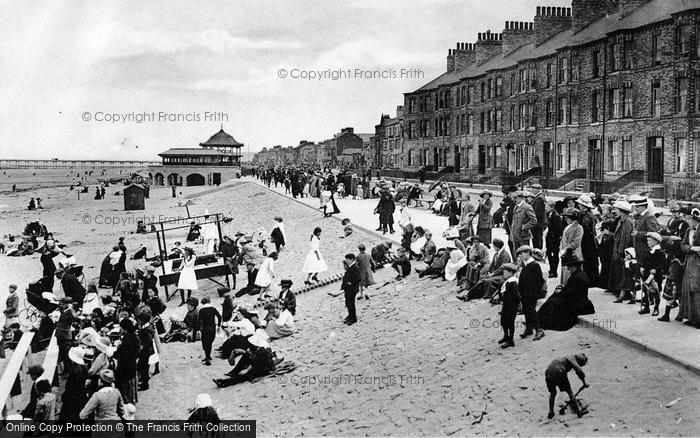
[215,213,230,289]
[158,223,170,300]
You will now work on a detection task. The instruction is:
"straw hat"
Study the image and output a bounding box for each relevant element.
[195,394,213,409]
[99,369,115,384]
[612,200,632,213]
[95,336,116,357]
[646,232,663,243]
[68,346,87,365]
[575,194,595,210]
[516,245,532,255]
[123,403,136,420]
[532,248,545,262]
[479,189,493,198]
[563,207,580,219]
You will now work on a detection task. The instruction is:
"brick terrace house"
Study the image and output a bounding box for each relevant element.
[372,106,405,169]
[402,0,700,196]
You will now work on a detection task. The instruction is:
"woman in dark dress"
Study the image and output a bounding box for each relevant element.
[575,196,600,287]
[374,191,396,234]
[677,213,700,327]
[538,253,595,331]
[597,207,617,290]
[114,319,140,404]
[59,348,89,424]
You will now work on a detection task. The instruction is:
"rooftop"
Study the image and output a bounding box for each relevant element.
[199,128,243,147]
[414,0,699,92]
[158,148,239,157]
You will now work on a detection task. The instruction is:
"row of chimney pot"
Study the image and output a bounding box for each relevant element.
[536,6,572,16]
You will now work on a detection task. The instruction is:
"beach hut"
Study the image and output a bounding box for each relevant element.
[123,184,146,210]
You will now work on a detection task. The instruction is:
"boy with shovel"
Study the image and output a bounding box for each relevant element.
[545,353,589,419]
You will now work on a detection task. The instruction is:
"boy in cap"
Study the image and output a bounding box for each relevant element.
[498,263,520,349]
[545,353,589,419]
[341,254,362,325]
[517,245,545,341]
[640,232,667,316]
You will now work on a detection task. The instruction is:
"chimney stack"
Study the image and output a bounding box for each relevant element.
[502,21,535,55]
[619,0,651,18]
[572,0,619,34]
[446,48,455,72]
[475,30,503,64]
[453,42,476,71]
[534,5,572,46]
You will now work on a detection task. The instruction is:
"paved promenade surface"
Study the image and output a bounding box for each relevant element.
[246,176,700,375]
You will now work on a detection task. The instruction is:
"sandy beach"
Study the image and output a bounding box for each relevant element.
[1,178,698,436]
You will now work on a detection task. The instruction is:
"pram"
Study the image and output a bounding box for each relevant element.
[19,277,59,329]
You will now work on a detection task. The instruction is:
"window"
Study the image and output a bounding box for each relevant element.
[488,78,495,99]
[558,97,567,125]
[481,82,486,102]
[467,85,473,105]
[408,98,416,113]
[571,56,580,82]
[677,77,688,113]
[519,104,526,129]
[519,69,527,92]
[559,57,568,84]
[611,42,621,72]
[495,145,502,169]
[622,139,632,171]
[695,139,700,173]
[557,143,564,170]
[652,33,661,64]
[529,65,537,89]
[408,122,416,139]
[623,86,633,118]
[468,114,474,134]
[546,63,553,88]
[611,88,621,119]
[510,73,516,96]
[696,76,700,112]
[592,49,600,78]
[592,90,600,122]
[480,113,485,133]
[678,23,692,54]
[546,100,553,127]
[496,76,503,98]
[495,109,502,132]
[510,105,516,131]
[623,38,634,70]
[487,110,493,132]
[675,138,687,172]
[608,140,618,170]
[651,81,661,117]
[570,94,579,124]
[527,100,535,128]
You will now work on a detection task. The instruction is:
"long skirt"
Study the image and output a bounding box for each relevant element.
[598,236,614,288]
[678,254,700,322]
[477,228,492,246]
[607,252,625,292]
[265,321,294,340]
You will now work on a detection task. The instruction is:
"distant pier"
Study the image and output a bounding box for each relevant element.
[0,159,159,169]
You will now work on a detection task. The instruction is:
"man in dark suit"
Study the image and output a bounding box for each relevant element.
[517,245,545,340]
[545,201,564,278]
[341,253,362,325]
[630,197,659,268]
[529,184,547,249]
[510,191,538,255]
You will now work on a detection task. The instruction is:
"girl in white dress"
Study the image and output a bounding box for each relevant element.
[255,252,278,301]
[302,227,327,284]
[177,247,198,305]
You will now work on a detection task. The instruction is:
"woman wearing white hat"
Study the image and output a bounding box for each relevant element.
[187,393,221,428]
[302,227,327,285]
[58,347,89,422]
[476,190,494,245]
[213,330,275,388]
[176,247,198,306]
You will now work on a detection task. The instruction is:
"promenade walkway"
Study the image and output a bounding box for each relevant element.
[244,176,700,375]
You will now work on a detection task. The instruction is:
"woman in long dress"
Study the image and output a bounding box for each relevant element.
[302,227,327,284]
[270,216,287,252]
[177,247,198,306]
[476,190,494,245]
[677,215,700,327]
[255,252,278,301]
[444,249,468,281]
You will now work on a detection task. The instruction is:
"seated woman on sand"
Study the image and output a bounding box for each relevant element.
[410,226,427,259]
[263,303,295,340]
[444,249,468,281]
[213,330,276,388]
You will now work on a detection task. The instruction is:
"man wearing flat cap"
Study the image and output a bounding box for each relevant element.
[517,245,545,340]
[510,191,538,256]
[528,184,546,250]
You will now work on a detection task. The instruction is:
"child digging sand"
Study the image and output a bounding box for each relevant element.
[545,353,589,419]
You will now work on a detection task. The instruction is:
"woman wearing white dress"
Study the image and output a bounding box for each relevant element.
[255,252,278,301]
[177,247,198,306]
[302,227,327,284]
[444,249,468,281]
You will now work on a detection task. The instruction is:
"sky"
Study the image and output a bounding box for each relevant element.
[0,0,568,160]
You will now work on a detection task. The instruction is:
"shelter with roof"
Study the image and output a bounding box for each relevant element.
[149,127,244,186]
